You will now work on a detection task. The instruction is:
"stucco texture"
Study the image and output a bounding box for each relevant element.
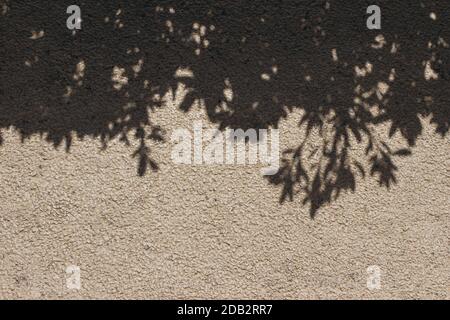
[0,1,449,299]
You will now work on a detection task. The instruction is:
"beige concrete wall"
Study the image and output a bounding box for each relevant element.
[0,1,448,299]
[0,99,448,299]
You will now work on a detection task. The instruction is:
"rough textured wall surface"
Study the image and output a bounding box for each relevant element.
[0,1,449,299]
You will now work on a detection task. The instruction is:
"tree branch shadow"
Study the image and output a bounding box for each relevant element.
[1,0,448,215]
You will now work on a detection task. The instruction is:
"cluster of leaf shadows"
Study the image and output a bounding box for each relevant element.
[0,1,448,216]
